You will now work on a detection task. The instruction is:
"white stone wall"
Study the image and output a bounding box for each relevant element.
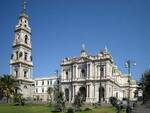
[33,76,57,102]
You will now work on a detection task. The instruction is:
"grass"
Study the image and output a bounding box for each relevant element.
[0,104,125,113]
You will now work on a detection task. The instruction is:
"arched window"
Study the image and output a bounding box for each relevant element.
[65,88,69,101]
[66,71,68,80]
[19,51,23,58]
[24,52,27,60]
[24,85,27,88]
[81,69,86,78]
[25,35,28,44]
[15,69,18,77]
[16,51,18,60]
[30,56,32,61]
[79,87,86,101]
[11,54,14,59]
[100,67,104,77]
[24,71,27,78]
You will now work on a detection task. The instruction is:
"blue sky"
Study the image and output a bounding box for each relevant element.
[0,0,150,80]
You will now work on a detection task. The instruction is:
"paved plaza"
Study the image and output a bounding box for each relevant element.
[133,102,150,113]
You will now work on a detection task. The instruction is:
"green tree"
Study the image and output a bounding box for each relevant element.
[0,76,5,99]
[73,91,83,111]
[53,86,65,112]
[0,75,19,103]
[140,70,150,101]
[47,87,53,104]
[13,93,25,106]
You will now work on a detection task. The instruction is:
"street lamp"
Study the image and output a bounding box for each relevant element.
[125,60,136,113]
[98,61,105,104]
[54,70,59,92]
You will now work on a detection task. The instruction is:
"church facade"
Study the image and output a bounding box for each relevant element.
[61,45,137,103]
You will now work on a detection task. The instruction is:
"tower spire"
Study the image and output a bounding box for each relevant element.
[81,43,86,51]
[23,0,27,13]
[20,0,28,19]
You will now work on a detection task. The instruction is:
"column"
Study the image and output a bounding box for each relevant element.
[69,86,71,102]
[72,85,76,102]
[105,82,109,103]
[87,64,88,79]
[86,85,88,102]
[90,63,93,79]
[19,63,21,79]
[73,65,76,80]
[76,65,79,79]
[93,84,96,103]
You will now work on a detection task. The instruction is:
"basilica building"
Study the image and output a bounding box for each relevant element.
[61,45,137,103]
[9,2,137,103]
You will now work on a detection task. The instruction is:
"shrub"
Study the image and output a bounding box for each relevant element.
[14,93,26,106]
[73,92,83,111]
[109,96,117,107]
[84,108,92,111]
[66,107,74,113]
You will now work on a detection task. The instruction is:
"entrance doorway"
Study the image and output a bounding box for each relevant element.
[79,86,86,101]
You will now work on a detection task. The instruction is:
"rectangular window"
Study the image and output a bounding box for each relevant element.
[36,88,38,93]
[47,80,49,85]
[100,67,104,77]
[42,81,44,85]
[42,88,44,93]
[50,80,52,85]
[36,81,38,86]
[24,52,27,60]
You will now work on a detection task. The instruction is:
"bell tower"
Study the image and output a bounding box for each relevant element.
[10,1,34,98]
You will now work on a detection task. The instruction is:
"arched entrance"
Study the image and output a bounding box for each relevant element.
[65,88,69,101]
[79,86,86,101]
[99,87,105,102]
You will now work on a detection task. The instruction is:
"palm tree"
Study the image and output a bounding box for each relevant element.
[0,77,4,100]
[0,74,19,103]
[47,87,53,103]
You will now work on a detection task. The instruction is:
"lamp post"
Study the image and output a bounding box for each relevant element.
[55,70,59,92]
[98,61,105,104]
[125,60,136,113]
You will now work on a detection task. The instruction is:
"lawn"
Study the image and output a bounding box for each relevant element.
[0,104,125,113]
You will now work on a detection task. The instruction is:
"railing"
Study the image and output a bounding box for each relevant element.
[13,41,31,49]
[10,59,33,66]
